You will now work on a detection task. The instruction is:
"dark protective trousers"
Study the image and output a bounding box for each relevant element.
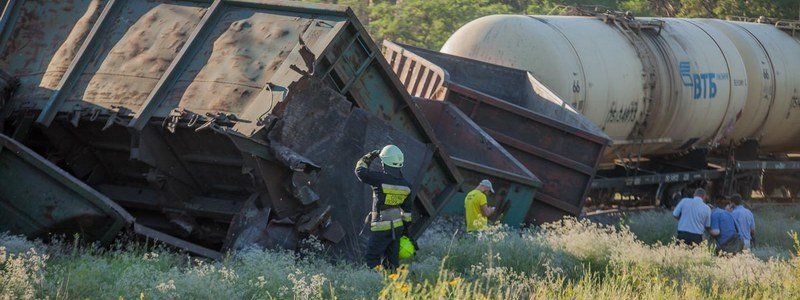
[365,226,401,269]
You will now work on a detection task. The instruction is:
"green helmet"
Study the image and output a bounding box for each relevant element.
[398,236,415,259]
[379,145,404,168]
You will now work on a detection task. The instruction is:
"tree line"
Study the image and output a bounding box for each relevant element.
[310,0,800,50]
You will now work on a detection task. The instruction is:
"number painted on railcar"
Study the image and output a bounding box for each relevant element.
[605,102,638,123]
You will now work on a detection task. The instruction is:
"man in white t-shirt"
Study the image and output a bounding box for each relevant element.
[672,188,711,246]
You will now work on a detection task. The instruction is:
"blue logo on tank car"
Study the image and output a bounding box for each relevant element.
[679,61,729,100]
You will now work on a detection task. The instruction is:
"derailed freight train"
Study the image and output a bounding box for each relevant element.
[2,0,608,258]
[0,0,474,259]
[11,0,788,258]
[440,8,800,205]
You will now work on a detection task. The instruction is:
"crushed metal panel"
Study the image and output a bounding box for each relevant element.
[313,16,463,213]
[416,99,540,226]
[262,76,444,258]
[0,133,133,243]
[383,41,610,224]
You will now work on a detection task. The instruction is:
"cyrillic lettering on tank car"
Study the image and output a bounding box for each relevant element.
[679,61,730,100]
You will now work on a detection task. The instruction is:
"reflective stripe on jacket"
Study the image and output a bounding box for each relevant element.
[355,152,414,232]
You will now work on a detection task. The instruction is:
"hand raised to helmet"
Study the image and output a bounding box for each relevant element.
[365,150,380,160]
[361,150,381,165]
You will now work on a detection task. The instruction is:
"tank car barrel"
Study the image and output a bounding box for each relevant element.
[441,14,800,158]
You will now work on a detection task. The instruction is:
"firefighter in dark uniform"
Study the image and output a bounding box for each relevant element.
[354,144,414,269]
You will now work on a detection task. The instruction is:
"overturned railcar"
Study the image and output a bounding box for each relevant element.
[417,99,542,225]
[383,41,610,224]
[0,0,466,259]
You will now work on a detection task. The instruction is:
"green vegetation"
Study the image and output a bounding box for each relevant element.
[311,0,800,50]
[2,205,800,299]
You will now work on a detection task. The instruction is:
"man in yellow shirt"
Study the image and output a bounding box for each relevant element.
[464,179,496,232]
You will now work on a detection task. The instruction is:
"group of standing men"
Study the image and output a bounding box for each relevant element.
[672,188,756,254]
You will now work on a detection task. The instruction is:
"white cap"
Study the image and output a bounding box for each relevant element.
[479,179,494,193]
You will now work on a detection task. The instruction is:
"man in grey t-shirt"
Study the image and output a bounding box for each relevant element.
[672,188,711,246]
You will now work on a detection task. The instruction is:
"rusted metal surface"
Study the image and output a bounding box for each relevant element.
[0,133,134,244]
[417,99,540,226]
[249,76,453,258]
[0,1,460,259]
[0,0,107,111]
[383,41,610,224]
[0,68,13,110]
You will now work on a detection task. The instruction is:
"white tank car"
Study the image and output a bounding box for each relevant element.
[441,15,800,157]
[698,20,800,152]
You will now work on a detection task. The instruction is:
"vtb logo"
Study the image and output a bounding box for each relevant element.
[679,61,728,100]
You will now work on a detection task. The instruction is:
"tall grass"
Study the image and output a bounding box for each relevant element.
[1,206,799,299]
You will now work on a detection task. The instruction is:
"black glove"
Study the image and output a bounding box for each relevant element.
[366,150,380,158]
[363,150,380,164]
[356,150,381,171]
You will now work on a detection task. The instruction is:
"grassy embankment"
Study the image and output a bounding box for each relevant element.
[1,205,799,299]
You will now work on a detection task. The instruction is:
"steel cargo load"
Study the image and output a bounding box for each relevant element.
[0,0,460,259]
[383,41,610,224]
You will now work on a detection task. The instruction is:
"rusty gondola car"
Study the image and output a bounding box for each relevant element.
[0,0,469,259]
[383,41,611,224]
[0,0,560,259]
